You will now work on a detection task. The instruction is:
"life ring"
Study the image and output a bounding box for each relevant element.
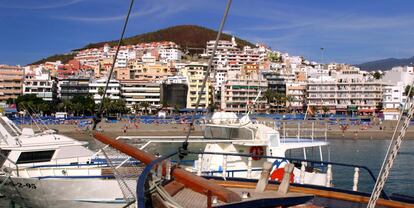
[249,146,264,160]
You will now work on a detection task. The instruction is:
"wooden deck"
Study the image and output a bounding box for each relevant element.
[171,187,313,208]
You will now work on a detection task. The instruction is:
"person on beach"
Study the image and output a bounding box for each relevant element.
[340,124,349,137]
[123,124,127,133]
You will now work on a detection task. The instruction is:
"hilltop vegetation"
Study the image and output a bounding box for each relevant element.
[29,25,255,65]
[29,53,75,66]
[79,25,254,51]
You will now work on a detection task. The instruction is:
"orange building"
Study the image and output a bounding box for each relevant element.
[0,65,24,103]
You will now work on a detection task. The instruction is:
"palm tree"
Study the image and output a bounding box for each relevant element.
[57,102,65,112]
[173,105,180,115]
[140,102,150,115]
[72,103,83,116]
[161,100,169,108]
[132,103,141,115]
[273,93,284,113]
[263,90,275,104]
[285,95,296,113]
[98,87,105,97]
[310,106,317,116]
[62,100,73,114]
[101,98,111,116]
[322,106,329,115]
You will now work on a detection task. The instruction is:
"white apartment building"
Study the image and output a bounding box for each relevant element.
[23,67,57,102]
[383,84,406,109]
[213,64,228,93]
[220,69,267,113]
[306,65,330,79]
[307,72,384,115]
[75,42,180,68]
[205,38,265,95]
[75,48,104,66]
[164,75,188,84]
[120,80,161,112]
[382,66,414,86]
[382,83,406,120]
[286,82,307,112]
[142,53,157,64]
[159,48,182,62]
[205,37,238,56]
[115,49,136,68]
[89,78,121,103]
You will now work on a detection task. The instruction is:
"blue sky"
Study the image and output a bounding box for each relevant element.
[1,0,414,65]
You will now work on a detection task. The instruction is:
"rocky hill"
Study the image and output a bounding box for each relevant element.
[357,56,414,71]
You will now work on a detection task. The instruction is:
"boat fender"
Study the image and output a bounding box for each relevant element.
[270,159,294,182]
[250,146,264,160]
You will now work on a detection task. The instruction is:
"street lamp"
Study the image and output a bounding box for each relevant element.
[319,47,325,113]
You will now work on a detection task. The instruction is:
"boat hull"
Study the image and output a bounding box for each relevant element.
[0,176,136,208]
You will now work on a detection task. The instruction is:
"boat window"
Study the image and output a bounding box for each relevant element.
[268,134,279,147]
[204,126,253,140]
[16,150,55,164]
[0,149,11,167]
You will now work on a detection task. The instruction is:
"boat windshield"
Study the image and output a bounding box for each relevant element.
[203,125,254,140]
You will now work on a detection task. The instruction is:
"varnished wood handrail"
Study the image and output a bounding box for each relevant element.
[93,132,242,203]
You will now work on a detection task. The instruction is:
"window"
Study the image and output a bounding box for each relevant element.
[17,150,55,164]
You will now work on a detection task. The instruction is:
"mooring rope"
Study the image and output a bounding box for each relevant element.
[367,83,414,207]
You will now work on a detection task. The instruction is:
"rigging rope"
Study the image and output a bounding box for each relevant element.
[367,83,414,207]
[93,0,135,130]
[178,0,233,162]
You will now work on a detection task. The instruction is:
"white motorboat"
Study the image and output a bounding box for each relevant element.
[0,115,136,208]
[118,111,330,186]
[193,112,330,185]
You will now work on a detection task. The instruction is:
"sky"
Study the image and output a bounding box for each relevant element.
[1,0,414,66]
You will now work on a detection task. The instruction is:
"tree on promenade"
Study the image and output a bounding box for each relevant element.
[98,87,105,97]
[132,103,140,115]
[15,94,50,115]
[322,106,329,115]
[263,89,275,104]
[140,102,150,115]
[285,95,296,113]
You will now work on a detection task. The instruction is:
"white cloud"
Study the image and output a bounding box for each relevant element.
[55,0,195,22]
[0,0,84,10]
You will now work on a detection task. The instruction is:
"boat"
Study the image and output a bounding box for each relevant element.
[0,115,137,207]
[93,130,414,208]
[119,111,330,186]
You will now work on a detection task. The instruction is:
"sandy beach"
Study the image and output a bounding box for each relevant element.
[19,119,414,141]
